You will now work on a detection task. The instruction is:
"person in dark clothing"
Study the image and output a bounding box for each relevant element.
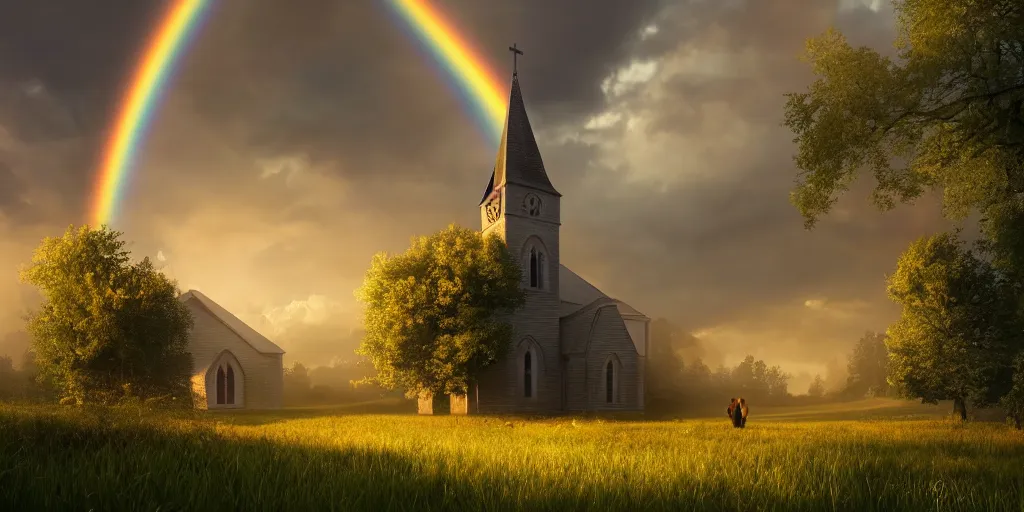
[732,399,744,428]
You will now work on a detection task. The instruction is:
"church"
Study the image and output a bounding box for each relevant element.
[422,68,650,415]
[179,290,285,410]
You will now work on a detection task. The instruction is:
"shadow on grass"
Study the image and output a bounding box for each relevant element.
[1,406,1022,511]
[0,406,742,511]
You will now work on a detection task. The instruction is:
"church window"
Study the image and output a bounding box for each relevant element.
[528,246,546,290]
[210,352,244,408]
[537,253,546,288]
[226,366,236,405]
[529,248,539,288]
[606,361,614,403]
[524,351,532,398]
[524,194,542,217]
[216,367,226,405]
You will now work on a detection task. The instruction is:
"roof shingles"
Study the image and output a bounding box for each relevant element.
[179,290,285,355]
[481,75,560,205]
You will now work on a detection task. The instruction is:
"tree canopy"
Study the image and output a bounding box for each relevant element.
[355,225,525,398]
[885,232,1021,417]
[783,0,1024,267]
[807,375,826,398]
[1000,354,1024,428]
[20,225,193,406]
[733,355,790,399]
[845,331,890,398]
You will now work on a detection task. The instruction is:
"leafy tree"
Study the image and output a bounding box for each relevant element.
[886,233,1021,419]
[846,331,890,398]
[783,0,1024,277]
[19,225,194,406]
[1000,354,1024,429]
[355,225,525,399]
[808,375,826,398]
[764,365,790,398]
[733,355,790,400]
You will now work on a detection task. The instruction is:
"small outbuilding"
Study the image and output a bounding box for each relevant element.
[179,290,284,409]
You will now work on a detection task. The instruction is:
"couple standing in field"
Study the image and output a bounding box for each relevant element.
[727,398,748,428]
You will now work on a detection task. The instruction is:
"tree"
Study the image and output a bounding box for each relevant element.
[732,355,790,401]
[808,375,826,398]
[846,331,890,398]
[886,233,1021,420]
[283,362,313,405]
[763,365,790,398]
[20,225,194,406]
[1001,354,1024,429]
[355,225,525,399]
[783,1,1024,277]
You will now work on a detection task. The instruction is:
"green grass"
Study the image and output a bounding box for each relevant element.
[0,399,1021,511]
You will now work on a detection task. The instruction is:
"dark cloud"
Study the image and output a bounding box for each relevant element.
[0,0,955,373]
[532,0,951,365]
[0,1,162,128]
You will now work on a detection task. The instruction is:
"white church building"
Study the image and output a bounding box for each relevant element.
[423,70,650,415]
[179,290,284,409]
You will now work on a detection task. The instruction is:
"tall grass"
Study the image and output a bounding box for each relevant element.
[0,403,1021,511]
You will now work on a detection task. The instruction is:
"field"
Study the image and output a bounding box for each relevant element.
[1,399,1021,511]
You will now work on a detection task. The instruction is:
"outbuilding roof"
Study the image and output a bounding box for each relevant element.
[179,289,285,355]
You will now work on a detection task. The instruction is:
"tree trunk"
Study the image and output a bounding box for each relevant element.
[953,397,967,421]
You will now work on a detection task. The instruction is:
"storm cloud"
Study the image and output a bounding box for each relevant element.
[0,0,951,377]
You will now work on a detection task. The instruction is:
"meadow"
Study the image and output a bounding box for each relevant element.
[0,399,1021,511]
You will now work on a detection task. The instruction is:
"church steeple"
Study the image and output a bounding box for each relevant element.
[480,73,561,205]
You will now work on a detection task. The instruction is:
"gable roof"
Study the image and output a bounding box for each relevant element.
[179,290,285,355]
[558,265,647,320]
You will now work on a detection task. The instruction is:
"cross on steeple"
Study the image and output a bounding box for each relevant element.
[479,45,560,207]
[509,43,524,76]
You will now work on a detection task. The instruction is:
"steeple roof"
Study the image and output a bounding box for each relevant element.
[480,75,560,205]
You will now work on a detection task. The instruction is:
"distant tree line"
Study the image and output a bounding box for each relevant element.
[645,320,900,416]
[282,359,401,406]
[645,320,792,415]
[0,351,53,403]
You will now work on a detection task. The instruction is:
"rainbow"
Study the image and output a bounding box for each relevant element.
[89,0,214,227]
[386,0,508,145]
[91,0,506,227]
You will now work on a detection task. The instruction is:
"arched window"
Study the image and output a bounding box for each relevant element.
[524,351,532,398]
[529,248,539,288]
[537,253,546,289]
[226,366,236,405]
[216,367,226,405]
[209,351,245,409]
[606,360,614,403]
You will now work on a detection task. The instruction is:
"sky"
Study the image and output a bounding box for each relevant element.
[0,0,952,392]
